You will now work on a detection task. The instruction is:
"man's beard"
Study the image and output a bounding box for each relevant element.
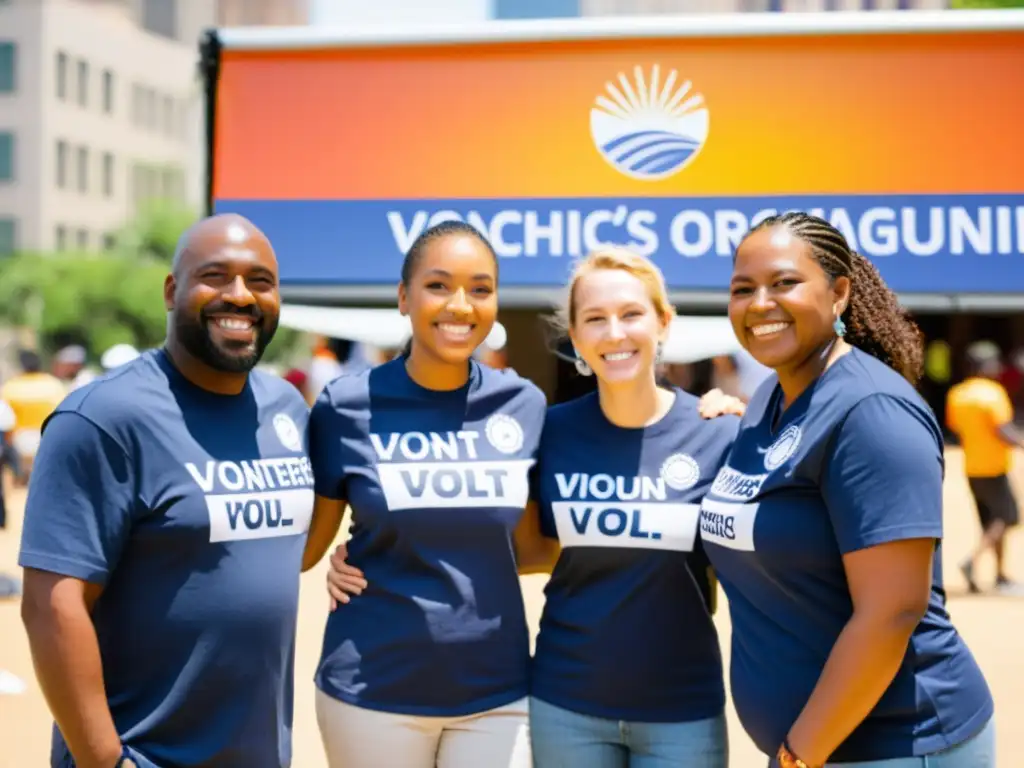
[175,309,278,374]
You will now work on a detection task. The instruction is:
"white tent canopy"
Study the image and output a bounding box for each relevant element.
[661,315,743,365]
[280,304,740,364]
[279,304,508,351]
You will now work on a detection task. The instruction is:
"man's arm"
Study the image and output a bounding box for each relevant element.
[997,422,1024,448]
[303,390,353,571]
[21,572,122,768]
[18,411,136,768]
[990,386,1022,448]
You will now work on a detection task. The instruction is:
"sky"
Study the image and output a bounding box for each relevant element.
[309,0,492,25]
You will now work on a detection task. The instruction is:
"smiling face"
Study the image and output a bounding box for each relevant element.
[569,266,670,386]
[728,225,849,374]
[398,232,498,366]
[167,220,280,374]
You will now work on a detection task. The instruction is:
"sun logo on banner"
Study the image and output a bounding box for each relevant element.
[590,64,710,182]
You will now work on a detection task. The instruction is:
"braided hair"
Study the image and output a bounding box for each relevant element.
[398,220,498,358]
[745,212,924,385]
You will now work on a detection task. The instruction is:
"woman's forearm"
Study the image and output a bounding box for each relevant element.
[785,609,920,766]
[302,499,345,572]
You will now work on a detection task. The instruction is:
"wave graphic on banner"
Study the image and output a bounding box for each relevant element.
[590,64,710,182]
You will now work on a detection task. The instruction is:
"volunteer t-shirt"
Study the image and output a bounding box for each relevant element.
[701,348,993,761]
[532,389,737,722]
[19,349,314,768]
[310,357,546,716]
[946,376,1015,478]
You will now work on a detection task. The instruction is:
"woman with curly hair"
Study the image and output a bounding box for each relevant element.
[699,212,995,767]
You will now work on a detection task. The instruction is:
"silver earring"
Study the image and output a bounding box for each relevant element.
[655,342,664,365]
[833,315,847,338]
[574,353,592,377]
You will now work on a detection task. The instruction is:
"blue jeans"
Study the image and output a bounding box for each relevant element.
[794,717,996,767]
[530,697,728,768]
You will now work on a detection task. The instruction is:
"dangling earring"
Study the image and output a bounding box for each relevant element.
[655,341,664,365]
[833,314,847,338]
[574,351,592,377]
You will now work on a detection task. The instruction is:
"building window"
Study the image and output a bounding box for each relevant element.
[0,218,15,256]
[0,42,15,93]
[77,59,89,107]
[77,146,89,192]
[163,95,175,136]
[102,152,114,197]
[146,89,157,129]
[55,225,67,251]
[56,140,68,188]
[0,131,13,181]
[101,232,116,251]
[131,83,142,125]
[76,229,89,250]
[102,69,114,113]
[56,51,68,100]
[177,102,189,141]
[142,0,178,39]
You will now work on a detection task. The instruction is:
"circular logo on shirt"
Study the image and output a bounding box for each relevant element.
[763,424,802,472]
[273,413,303,452]
[660,453,701,491]
[485,413,524,455]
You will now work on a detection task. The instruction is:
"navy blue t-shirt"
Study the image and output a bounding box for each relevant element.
[532,390,738,723]
[19,349,314,768]
[700,348,993,761]
[310,357,546,716]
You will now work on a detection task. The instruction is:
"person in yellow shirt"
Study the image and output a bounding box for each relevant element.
[0,350,67,482]
[947,341,1021,593]
[0,396,22,600]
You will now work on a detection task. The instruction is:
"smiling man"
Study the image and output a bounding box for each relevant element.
[18,214,314,768]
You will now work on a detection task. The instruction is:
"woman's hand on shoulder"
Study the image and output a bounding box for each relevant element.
[698,388,746,419]
[326,542,368,611]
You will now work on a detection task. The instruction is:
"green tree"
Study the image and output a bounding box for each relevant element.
[0,198,305,365]
[0,249,302,366]
[112,198,199,263]
[0,250,169,355]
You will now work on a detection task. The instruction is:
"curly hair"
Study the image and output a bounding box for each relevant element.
[745,212,924,385]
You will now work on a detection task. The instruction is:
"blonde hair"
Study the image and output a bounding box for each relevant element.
[553,247,674,334]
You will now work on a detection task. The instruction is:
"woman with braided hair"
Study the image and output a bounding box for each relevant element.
[699,212,995,767]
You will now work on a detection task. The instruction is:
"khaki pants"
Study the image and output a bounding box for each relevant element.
[316,689,533,768]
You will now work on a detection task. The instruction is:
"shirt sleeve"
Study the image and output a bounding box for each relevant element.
[308,389,348,500]
[18,412,137,584]
[821,394,944,555]
[986,384,1014,428]
[529,461,558,539]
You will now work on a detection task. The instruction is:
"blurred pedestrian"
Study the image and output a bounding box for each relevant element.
[0,397,22,600]
[51,345,87,384]
[948,340,1021,594]
[0,349,66,482]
